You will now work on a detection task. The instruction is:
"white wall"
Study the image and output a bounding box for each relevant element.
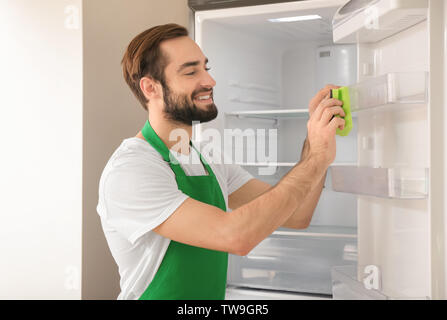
[0,0,190,299]
[0,0,83,299]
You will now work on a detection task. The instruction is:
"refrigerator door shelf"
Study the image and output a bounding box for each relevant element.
[331,265,430,300]
[348,72,428,112]
[330,166,428,199]
[227,228,357,295]
[333,0,428,44]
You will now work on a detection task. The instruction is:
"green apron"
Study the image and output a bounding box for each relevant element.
[139,120,228,300]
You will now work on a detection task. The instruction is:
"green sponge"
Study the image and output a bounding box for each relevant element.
[331,87,353,137]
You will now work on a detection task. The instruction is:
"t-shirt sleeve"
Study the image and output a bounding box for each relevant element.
[225,163,254,195]
[99,153,188,245]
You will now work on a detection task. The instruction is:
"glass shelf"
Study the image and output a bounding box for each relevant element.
[225,72,428,120]
[236,162,356,168]
[225,109,309,120]
[330,165,429,199]
[235,162,297,167]
[348,72,428,112]
[228,228,357,295]
[274,225,357,240]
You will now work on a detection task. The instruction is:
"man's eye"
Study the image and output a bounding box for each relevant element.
[185,67,211,76]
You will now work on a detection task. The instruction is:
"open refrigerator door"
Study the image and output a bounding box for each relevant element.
[330,0,447,300]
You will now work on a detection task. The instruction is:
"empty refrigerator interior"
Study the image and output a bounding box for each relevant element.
[195,0,359,295]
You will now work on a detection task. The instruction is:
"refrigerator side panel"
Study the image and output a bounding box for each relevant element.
[357,21,430,298]
[429,0,447,300]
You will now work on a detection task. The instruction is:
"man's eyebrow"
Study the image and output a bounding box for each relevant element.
[177,58,209,73]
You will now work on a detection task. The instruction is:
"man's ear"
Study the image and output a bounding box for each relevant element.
[140,77,161,100]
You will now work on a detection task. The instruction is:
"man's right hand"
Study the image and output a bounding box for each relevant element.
[306,85,346,169]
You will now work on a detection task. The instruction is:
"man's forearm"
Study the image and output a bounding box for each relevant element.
[282,137,327,229]
[229,156,327,255]
[282,170,326,229]
[300,136,310,161]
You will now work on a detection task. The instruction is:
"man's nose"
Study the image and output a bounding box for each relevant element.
[200,70,216,88]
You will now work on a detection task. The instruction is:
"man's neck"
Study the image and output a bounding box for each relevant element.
[136,114,193,155]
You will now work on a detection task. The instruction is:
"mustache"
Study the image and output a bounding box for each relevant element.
[192,88,213,98]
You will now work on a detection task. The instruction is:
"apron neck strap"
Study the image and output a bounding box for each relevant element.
[141,120,171,162]
[141,120,214,176]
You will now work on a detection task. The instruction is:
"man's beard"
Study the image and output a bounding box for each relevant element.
[162,84,218,126]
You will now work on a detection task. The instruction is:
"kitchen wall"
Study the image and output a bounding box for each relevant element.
[82,0,190,300]
[0,0,83,299]
[0,0,190,299]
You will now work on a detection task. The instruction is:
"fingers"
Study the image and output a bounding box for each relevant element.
[329,116,346,132]
[313,98,343,121]
[309,84,341,114]
[321,106,346,124]
[310,84,341,104]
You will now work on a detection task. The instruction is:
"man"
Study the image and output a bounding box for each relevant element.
[97,23,345,300]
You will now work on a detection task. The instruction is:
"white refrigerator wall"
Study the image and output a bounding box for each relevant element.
[197,19,284,164]
[0,0,83,299]
[280,44,358,228]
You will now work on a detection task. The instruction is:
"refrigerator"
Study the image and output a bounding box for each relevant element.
[189,0,447,300]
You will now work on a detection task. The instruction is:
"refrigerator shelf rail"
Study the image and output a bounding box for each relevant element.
[235,162,357,168]
[225,109,309,120]
[273,226,357,239]
[330,165,428,199]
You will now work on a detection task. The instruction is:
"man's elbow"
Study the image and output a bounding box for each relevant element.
[282,216,312,230]
[300,217,312,229]
[227,232,253,257]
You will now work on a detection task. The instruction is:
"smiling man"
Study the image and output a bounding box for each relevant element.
[97,24,345,300]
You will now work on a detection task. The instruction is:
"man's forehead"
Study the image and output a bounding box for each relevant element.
[161,36,206,66]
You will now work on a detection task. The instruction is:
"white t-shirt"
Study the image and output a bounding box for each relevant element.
[96,137,253,300]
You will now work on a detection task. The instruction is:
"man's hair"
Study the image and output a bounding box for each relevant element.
[121,23,189,111]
